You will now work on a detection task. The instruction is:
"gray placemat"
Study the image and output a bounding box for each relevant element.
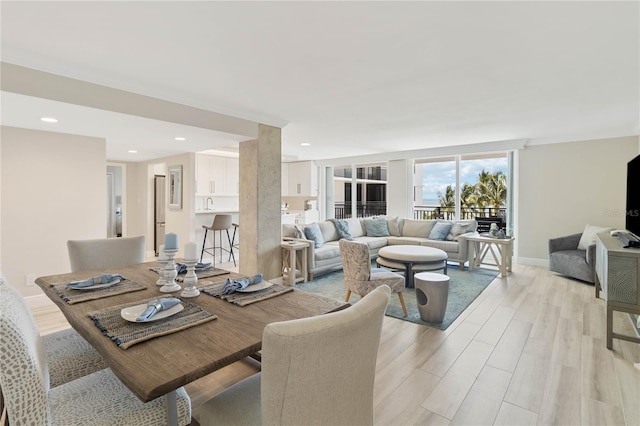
[53,279,146,304]
[149,266,230,282]
[88,297,217,349]
[201,279,294,306]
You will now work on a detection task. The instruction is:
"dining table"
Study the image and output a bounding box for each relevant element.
[36,261,348,425]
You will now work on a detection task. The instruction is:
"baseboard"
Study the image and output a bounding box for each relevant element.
[516,257,549,268]
[24,294,55,309]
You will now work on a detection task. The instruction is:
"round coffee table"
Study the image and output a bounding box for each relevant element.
[376,245,448,288]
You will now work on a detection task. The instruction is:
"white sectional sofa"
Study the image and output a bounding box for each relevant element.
[282,216,478,280]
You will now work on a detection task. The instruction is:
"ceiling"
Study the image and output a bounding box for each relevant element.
[1,1,638,163]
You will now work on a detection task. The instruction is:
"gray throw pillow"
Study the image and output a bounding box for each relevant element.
[304,223,325,248]
[293,224,306,240]
[363,218,390,237]
[446,223,470,241]
[329,218,353,240]
[429,221,453,240]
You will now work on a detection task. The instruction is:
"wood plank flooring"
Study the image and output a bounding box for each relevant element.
[31,262,640,425]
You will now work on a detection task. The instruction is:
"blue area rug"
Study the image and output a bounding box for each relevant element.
[296,265,499,329]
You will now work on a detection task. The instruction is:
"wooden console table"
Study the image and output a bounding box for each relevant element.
[467,234,514,277]
[595,233,640,349]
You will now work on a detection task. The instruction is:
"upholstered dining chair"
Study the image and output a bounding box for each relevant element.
[67,235,146,272]
[0,280,192,426]
[0,276,107,388]
[195,285,391,426]
[340,239,408,317]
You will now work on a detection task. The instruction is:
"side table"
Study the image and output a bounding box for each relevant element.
[414,272,450,323]
[281,241,308,285]
[467,234,514,277]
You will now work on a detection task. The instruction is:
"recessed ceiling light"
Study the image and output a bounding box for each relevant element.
[128,150,138,154]
[40,117,58,123]
[174,137,186,141]
[300,142,310,146]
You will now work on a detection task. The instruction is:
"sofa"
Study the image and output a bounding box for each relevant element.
[282,216,478,280]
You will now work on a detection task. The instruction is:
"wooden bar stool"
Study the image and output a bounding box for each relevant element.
[200,214,235,267]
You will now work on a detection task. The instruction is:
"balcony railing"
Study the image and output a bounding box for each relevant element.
[333,203,505,225]
[334,202,387,219]
[412,205,506,223]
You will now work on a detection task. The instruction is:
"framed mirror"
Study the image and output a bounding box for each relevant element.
[168,165,183,210]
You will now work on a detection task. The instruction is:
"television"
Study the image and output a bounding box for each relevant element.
[626,154,640,241]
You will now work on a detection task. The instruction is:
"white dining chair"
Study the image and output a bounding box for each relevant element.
[195,285,391,426]
[67,235,146,272]
[0,276,107,388]
[0,280,192,426]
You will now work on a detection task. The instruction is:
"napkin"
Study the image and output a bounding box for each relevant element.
[222,273,264,294]
[175,262,212,274]
[136,297,182,322]
[66,274,125,289]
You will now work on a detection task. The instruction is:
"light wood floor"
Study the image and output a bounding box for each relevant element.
[31,262,640,425]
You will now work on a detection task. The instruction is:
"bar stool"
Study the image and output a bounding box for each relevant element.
[228,222,239,264]
[200,214,235,267]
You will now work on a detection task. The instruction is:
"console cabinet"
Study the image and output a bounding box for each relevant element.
[595,233,640,349]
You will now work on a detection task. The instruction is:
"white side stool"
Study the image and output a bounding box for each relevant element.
[414,272,450,323]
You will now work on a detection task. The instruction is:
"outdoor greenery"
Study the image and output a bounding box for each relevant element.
[436,170,507,216]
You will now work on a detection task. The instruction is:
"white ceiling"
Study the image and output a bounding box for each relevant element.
[1,1,638,163]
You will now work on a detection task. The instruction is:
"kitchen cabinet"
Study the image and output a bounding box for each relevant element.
[225,158,239,195]
[285,161,318,196]
[196,154,238,196]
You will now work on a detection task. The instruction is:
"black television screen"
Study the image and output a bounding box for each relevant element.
[626,154,640,238]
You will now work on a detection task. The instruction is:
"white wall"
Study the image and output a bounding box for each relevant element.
[518,135,639,264]
[0,126,105,297]
[387,159,413,218]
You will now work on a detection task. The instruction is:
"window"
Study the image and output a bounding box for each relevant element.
[333,163,387,218]
[414,153,510,230]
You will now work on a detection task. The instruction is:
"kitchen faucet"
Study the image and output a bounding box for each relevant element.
[206,197,213,210]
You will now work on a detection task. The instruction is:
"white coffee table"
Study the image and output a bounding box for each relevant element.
[377,245,448,288]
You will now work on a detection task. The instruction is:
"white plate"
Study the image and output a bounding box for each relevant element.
[120,303,184,322]
[237,280,274,293]
[69,278,121,291]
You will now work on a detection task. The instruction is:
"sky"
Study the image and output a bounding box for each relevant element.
[419,157,508,204]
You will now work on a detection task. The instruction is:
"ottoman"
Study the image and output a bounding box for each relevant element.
[414,272,450,323]
[377,245,448,288]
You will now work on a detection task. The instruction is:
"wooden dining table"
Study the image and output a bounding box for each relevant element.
[36,262,348,425]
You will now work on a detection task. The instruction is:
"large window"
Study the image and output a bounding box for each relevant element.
[333,163,387,218]
[414,153,510,231]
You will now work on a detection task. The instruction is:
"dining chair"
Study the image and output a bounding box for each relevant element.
[340,239,408,316]
[0,280,192,426]
[67,235,146,272]
[195,285,391,426]
[0,277,107,388]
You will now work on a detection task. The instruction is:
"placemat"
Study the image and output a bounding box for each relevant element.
[149,266,230,282]
[53,279,146,305]
[201,279,294,306]
[88,297,217,349]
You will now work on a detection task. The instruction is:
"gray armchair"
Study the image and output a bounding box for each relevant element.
[548,233,596,283]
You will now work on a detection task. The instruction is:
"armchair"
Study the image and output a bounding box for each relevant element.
[548,233,596,283]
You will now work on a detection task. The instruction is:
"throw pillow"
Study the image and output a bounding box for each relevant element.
[293,224,306,240]
[386,216,401,236]
[363,218,390,237]
[328,218,354,240]
[429,221,453,240]
[578,224,612,250]
[447,222,470,241]
[304,223,325,248]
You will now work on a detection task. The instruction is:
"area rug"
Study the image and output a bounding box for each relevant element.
[296,266,499,329]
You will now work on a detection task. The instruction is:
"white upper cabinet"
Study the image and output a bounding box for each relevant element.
[196,154,238,196]
[285,161,318,196]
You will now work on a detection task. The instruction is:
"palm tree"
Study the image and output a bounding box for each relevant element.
[437,185,456,219]
[476,170,507,216]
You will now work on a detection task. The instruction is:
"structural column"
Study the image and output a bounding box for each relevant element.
[239,124,282,280]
